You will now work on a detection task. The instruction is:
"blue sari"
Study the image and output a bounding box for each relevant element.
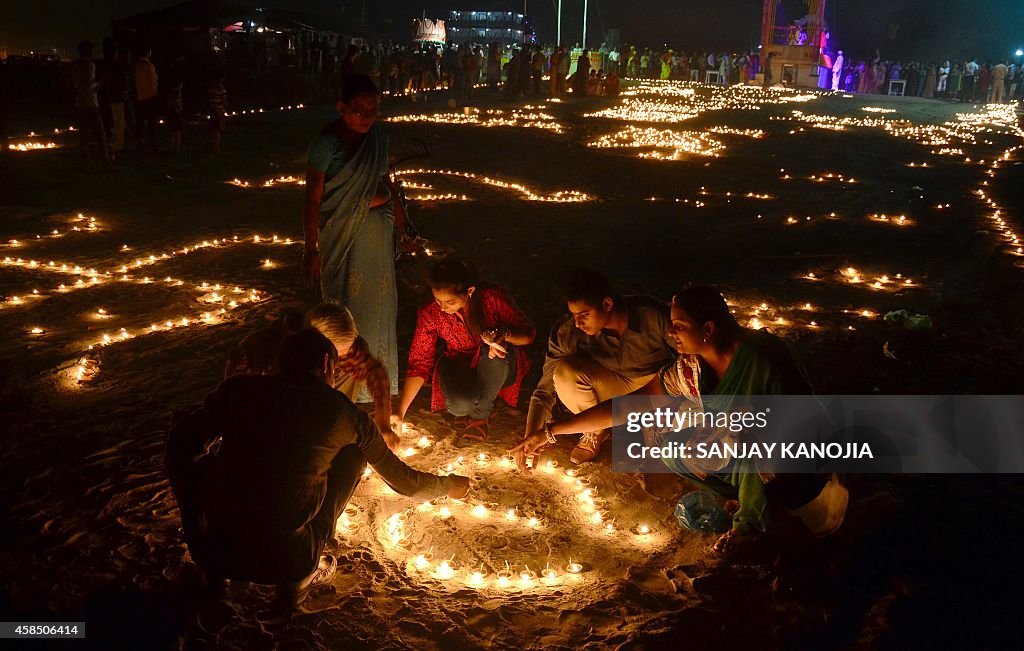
[310,123,399,400]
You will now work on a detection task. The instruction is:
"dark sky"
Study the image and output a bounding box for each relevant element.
[2,1,1021,61]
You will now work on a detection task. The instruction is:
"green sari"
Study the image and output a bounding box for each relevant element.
[665,330,811,534]
[313,123,399,400]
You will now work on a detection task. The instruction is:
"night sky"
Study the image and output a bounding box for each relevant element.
[2,1,1022,62]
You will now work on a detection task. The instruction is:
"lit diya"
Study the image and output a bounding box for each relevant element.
[565,559,584,574]
[435,559,457,580]
[336,514,357,532]
[496,562,514,587]
[541,564,559,581]
[412,552,432,571]
[467,570,487,587]
[519,566,538,586]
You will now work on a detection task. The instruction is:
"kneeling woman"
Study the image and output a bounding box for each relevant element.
[512,286,846,557]
[395,258,535,440]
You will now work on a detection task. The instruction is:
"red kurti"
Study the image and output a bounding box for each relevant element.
[407,287,534,412]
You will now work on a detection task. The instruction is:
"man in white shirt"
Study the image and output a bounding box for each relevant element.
[832,50,844,91]
[961,58,978,101]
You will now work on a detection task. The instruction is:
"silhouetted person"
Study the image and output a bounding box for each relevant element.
[133,44,158,151]
[165,329,470,609]
[97,37,129,157]
[70,40,111,166]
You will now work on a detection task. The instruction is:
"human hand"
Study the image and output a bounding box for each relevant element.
[343,338,371,367]
[381,429,401,453]
[390,413,404,435]
[399,233,425,255]
[482,329,508,359]
[301,249,321,287]
[508,430,549,473]
[447,474,471,500]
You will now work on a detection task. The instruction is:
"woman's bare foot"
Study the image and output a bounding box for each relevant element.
[712,529,765,559]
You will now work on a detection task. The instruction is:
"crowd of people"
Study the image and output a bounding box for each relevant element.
[68,37,228,166]
[347,41,623,100]
[830,52,1024,101]
[165,73,848,613]
[63,25,1023,169]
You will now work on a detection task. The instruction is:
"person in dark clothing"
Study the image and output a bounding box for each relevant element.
[166,328,470,608]
[339,44,360,95]
[97,37,129,156]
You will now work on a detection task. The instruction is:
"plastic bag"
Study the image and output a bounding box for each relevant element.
[674,491,732,533]
[884,309,932,331]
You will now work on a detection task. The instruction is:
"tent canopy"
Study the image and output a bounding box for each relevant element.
[113,1,341,33]
[113,0,255,31]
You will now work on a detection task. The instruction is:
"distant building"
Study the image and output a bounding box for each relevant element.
[446,11,533,46]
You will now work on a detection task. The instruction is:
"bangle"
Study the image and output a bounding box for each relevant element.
[543,421,557,445]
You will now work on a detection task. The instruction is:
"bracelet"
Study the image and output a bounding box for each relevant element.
[543,421,557,445]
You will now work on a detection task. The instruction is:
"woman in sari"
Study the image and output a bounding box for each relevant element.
[395,258,534,441]
[302,74,409,403]
[511,287,846,558]
[948,63,962,100]
[922,63,937,98]
[874,61,888,94]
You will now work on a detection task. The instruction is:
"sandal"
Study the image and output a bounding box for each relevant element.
[459,417,490,442]
[450,415,470,430]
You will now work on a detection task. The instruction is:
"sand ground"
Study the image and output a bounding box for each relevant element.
[2,84,1023,650]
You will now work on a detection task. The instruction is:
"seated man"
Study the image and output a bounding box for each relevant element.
[166,328,469,608]
[524,269,675,464]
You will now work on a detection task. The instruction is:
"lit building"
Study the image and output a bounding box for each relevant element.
[446,11,532,46]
